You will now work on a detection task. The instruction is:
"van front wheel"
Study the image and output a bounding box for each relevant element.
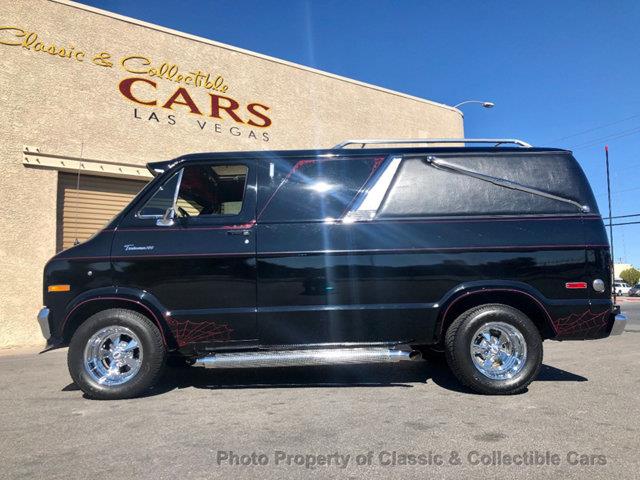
[67,308,166,400]
[444,304,542,395]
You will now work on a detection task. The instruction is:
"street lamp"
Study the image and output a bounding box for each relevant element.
[453,100,495,109]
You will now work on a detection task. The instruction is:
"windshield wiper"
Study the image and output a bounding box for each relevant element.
[423,156,590,213]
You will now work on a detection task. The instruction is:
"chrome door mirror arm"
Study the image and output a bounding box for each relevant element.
[155,168,184,226]
[156,207,176,227]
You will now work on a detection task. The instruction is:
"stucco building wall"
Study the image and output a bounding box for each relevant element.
[0,0,463,348]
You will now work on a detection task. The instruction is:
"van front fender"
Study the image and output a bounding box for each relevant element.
[57,287,173,348]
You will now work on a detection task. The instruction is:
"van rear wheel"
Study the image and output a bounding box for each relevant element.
[444,304,542,395]
[67,308,166,400]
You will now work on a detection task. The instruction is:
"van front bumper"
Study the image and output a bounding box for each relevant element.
[37,307,51,340]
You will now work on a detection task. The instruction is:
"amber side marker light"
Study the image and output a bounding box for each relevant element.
[47,284,71,293]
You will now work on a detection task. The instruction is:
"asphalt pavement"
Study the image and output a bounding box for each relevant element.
[619,298,640,330]
[1,323,639,480]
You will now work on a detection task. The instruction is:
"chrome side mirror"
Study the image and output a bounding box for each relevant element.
[156,207,176,227]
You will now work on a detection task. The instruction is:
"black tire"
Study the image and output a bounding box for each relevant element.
[67,308,166,400]
[444,304,542,395]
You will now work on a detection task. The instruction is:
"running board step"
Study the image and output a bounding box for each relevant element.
[194,347,420,369]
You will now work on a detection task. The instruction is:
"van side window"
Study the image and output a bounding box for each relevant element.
[139,164,248,218]
[259,156,385,222]
[138,170,182,218]
[378,155,592,217]
[176,164,248,217]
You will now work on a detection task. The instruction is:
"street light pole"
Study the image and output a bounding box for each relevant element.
[605,145,616,302]
[453,100,495,109]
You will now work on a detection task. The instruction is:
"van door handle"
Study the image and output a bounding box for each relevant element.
[226,230,251,236]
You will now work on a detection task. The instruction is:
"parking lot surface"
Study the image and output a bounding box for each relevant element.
[619,297,640,330]
[1,326,639,480]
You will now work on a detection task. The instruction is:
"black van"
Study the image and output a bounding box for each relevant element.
[38,138,626,399]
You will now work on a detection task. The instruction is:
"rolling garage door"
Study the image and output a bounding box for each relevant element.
[57,173,149,251]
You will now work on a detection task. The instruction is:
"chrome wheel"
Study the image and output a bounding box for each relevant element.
[469,321,527,380]
[83,326,143,386]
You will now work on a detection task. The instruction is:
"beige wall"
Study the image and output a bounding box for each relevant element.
[0,0,463,348]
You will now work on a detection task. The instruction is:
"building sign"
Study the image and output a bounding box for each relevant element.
[0,26,272,142]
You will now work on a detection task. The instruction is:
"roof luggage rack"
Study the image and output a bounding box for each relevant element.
[333,138,533,149]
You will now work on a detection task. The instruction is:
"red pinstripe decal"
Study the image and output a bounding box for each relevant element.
[368,215,602,224]
[113,220,256,233]
[166,317,233,347]
[553,309,609,336]
[57,252,251,260]
[259,244,609,256]
[439,288,557,336]
[57,243,609,261]
[62,297,167,345]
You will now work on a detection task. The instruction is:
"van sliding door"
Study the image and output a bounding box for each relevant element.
[255,154,428,346]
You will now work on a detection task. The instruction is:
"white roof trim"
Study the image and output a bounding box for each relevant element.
[49,0,462,116]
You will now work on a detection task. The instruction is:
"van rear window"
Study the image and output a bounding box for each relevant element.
[378,153,598,217]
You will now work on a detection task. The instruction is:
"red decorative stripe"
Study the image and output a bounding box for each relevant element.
[56,243,609,262]
[62,297,167,345]
[439,288,557,336]
[98,214,602,234]
[114,220,255,233]
[259,244,609,257]
[166,317,233,347]
[367,214,602,224]
[553,309,610,336]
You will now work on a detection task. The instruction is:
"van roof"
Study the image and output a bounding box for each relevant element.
[147,146,572,176]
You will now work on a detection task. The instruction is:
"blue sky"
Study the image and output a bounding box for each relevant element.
[80,0,640,266]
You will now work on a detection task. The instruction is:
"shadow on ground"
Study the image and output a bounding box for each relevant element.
[536,364,587,382]
[63,359,588,399]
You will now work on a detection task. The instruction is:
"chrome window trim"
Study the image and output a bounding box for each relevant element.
[343,156,402,222]
[137,168,184,219]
